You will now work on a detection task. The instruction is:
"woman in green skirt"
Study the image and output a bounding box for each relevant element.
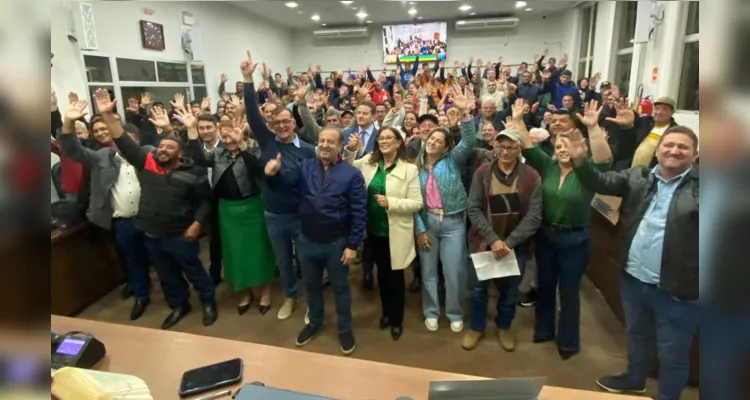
[187,115,276,314]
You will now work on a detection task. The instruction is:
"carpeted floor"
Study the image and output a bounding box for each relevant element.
[77,240,698,399]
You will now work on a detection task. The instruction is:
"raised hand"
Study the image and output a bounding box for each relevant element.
[358,82,372,98]
[68,92,79,105]
[346,134,360,152]
[511,98,525,121]
[231,117,248,150]
[229,94,242,113]
[175,107,196,129]
[542,70,551,80]
[140,92,152,106]
[450,84,472,113]
[498,56,504,65]
[63,99,89,122]
[316,64,322,74]
[476,59,483,69]
[531,101,540,114]
[126,97,139,113]
[264,153,282,176]
[93,88,116,114]
[172,93,186,111]
[393,93,403,111]
[543,48,549,56]
[201,96,211,111]
[240,49,258,80]
[459,62,466,69]
[576,99,603,128]
[286,66,293,76]
[262,62,270,79]
[557,135,588,162]
[148,106,171,130]
[297,83,310,102]
[604,98,635,127]
[220,73,228,83]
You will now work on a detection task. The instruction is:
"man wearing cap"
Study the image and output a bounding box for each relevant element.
[407,113,440,160]
[463,128,542,351]
[630,96,678,168]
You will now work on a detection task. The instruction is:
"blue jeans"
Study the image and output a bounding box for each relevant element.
[701,309,750,400]
[419,212,467,322]
[620,272,699,400]
[469,249,527,331]
[297,234,352,333]
[143,235,215,308]
[264,211,300,299]
[112,218,150,301]
[534,226,590,352]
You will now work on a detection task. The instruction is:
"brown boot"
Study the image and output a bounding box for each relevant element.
[461,330,484,350]
[497,329,516,352]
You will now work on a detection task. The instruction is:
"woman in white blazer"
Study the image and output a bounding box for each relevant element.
[343,127,423,341]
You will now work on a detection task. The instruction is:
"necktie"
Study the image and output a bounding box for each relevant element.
[359,131,367,155]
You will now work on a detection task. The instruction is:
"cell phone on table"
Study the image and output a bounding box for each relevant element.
[178,358,243,398]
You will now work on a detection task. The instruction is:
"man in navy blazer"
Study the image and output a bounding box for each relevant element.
[342,101,379,159]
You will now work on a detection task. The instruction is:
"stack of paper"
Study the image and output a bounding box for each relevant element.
[51,367,152,400]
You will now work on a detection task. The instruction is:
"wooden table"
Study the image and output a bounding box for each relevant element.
[52,316,643,400]
[52,222,125,316]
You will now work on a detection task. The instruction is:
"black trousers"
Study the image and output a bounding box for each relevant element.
[369,233,405,327]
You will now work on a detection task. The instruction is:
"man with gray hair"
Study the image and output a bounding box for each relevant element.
[473,99,504,138]
[265,125,367,356]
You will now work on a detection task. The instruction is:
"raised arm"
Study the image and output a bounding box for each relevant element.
[92,88,149,169]
[218,74,229,97]
[576,99,612,164]
[567,138,631,197]
[447,85,477,166]
[57,99,98,168]
[510,99,554,173]
[296,84,322,143]
[241,50,276,150]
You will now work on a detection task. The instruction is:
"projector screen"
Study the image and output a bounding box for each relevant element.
[382,22,447,64]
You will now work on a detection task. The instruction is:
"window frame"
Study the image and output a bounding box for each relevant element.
[79,51,207,117]
[612,1,637,92]
[576,2,597,81]
[675,2,699,113]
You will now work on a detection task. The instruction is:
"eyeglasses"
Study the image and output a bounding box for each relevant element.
[496,145,519,153]
[377,136,398,142]
[269,119,294,126]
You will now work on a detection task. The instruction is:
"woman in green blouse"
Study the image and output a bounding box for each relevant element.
[510,99,612,360]
[343,127,423,341]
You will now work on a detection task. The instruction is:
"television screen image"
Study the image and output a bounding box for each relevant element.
[382,22,447,64]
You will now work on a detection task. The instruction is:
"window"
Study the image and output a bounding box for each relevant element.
[577,3,597,80]
[677,1,699,111]
[613,2,637,91]
[83,54,206,117]
[84,55,112,83]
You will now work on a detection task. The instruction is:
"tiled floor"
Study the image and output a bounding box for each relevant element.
[78,241,698,399]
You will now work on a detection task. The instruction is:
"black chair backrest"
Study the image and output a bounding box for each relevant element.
[51,161,64,199]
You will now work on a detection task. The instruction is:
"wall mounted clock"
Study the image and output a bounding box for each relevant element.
[140,20,165,51]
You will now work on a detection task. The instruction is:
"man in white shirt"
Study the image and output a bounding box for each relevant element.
[197,114,223,285]
[58,101,153,321]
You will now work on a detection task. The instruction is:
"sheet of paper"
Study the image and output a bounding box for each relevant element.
[470,250,520,281]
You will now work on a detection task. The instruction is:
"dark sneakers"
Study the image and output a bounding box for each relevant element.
[517,288,537,307]
[339,331,356,355]
[596,373,647,394]
[296,324,321,347]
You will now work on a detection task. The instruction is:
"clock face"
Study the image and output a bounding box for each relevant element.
[140,21,165,50]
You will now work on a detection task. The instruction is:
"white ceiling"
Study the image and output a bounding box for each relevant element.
[232,0,578,29]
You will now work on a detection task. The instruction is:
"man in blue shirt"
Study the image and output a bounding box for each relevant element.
[566,126,699,400]
[265,126,367,356]
[242,50,317,322]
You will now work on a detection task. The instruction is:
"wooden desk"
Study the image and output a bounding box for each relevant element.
[52,316,643,400]
[52,222,125,316]
[588,207,700,386]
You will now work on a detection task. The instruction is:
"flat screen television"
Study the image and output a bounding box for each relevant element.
[382,22,447,64]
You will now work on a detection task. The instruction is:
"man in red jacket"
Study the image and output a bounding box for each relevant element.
[370,81,391,104]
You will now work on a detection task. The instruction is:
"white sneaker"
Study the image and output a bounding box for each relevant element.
[450,320,464,333]
[304,307,310,325]
[277,298,297,320]
[425,318,439,332]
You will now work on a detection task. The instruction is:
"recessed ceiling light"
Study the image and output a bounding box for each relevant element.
[311,14,320,21]
[366,20,373,23]
[321,23,327,26]
[417,16,423,20]
[515,1,527,8]
[469,12,476,15]
[525,8,533,11]
[356,11,368,18]
[409,1,416,4]
[459,5,472,11]
[408,7,418,15]
[340,1,354,4]
[285,2,298,8]
[457,20,466,25]
[296,10,303,14]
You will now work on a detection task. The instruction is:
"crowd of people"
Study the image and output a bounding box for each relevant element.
[51,45,699,400]
[387,37,447,57]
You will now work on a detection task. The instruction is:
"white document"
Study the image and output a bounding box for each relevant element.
[470,250,520,281]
